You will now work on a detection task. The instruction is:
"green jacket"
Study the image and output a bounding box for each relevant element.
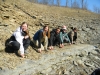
[60,32,71,43]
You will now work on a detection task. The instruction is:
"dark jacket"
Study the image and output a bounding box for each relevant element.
[49,29,61,46]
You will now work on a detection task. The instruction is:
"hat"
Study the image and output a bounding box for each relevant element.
[62,25,66,30]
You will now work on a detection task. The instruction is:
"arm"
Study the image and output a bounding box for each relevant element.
[65,33,71,43]
[71,31,74,43]
[60,32,63,44]
[49,32,54,46]
[38,31,43,48]
[13,31,24,55]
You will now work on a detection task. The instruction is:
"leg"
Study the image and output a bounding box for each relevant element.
[43,36,48,50]
[10,41,20,51]
[23,38,30,50]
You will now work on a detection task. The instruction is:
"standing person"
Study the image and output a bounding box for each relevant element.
[7,22,30,58]
[68,27,77,44]
[33,26,50,53]
[60,25,71,45]
[49,27,63,50]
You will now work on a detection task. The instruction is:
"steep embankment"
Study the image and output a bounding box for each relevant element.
[0,0,100,75]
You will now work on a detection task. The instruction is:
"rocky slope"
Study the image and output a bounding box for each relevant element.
[0,0,100,75]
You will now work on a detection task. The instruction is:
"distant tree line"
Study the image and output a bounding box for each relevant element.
[28,0,100,14]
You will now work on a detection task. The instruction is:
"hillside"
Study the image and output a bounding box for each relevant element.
[0,0,100,75]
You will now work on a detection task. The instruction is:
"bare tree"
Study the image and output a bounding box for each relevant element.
[57,0,60,6]
[71,0,72,8]
[72,0,80,8]
[93,5,100,14]
[66,0,69,7]
[28,0,38,3]
[81,0,84,9]
[49,0,54,5]
[83,0,88,10]
[42,0,49,5]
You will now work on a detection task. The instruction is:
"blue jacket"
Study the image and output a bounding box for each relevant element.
[33,29,43,41]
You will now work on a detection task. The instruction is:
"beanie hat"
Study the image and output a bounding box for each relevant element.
[62,25,66,30]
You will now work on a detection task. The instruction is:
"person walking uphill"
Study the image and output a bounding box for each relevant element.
[33,26,50,53]
[7,22,30,58]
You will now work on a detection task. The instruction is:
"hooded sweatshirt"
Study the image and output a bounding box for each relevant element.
[13,27,24,55]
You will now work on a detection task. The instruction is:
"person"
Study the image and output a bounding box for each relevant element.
[60,25,71,45]
[68,27,77,44]
[91,68,100,75]
[7,22,30,58]
[49,27,63,50]
[33,26,50,53]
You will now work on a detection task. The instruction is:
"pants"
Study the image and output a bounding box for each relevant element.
[49,34,61,46]
[33,36,48,50]
[10,38,30,51]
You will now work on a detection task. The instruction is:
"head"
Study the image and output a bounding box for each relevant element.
[73,28,77,32]
[43,26,49,32]
[56,28,60,34]
[21,22,28,31]
[43,26,50,38]
[62,25,67,32]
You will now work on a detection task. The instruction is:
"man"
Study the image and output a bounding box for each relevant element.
[49,27,63,50]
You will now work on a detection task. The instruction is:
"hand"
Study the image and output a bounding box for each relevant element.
[24,35,29,39]
[59,44,64,48]
[49,46,54,50]
[38,48,42,53]
[20,54,25,58]
[69,43,71,45]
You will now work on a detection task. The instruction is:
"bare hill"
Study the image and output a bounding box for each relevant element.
[0,0,100,75]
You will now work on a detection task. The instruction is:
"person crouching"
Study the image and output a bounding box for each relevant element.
[33,26,50,53]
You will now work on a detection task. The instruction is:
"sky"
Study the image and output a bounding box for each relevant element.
[87,0,100,12]
[56,0,100,12]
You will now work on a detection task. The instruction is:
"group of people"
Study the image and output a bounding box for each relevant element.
[6,22,77,58]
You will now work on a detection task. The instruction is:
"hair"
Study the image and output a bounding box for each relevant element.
[56,27,61,31]
[21,22,30,37]
[21,22,28,27]
[71,27,77,31]
[43,26,50,38]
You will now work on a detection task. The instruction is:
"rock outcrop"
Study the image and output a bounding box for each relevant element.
[1,44,100,75]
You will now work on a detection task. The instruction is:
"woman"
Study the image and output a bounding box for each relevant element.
[8,22,30,58]
[60,25,71,44]
[49,27,64,50]
[68,27,77,44]
[33,26,50,53]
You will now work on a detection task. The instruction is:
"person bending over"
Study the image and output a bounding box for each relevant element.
[68,27,77,44]
[60,25,71,45]
[8,22,30,58]
[33,26,50,53]
[49,27,63,50]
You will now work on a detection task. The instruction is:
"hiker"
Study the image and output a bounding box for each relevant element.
[33,26,50,53]
[60,25,71,45]
[49,27,63,50]
[68,27,77,44]
[7,22,30,58]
